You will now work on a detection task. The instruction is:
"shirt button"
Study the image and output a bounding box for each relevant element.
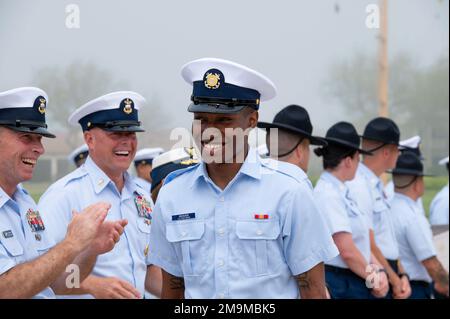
[218,228,225,235]
[181,231,187,237]
[218,293,225,299]
[256,230,263,236]
[218,259,224,267]
[219,197,225,202]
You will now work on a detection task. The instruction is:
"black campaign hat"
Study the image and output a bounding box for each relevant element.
[390,151,432,176]
[0,87,56,138]
[257,105,327,146]
[362,117,400,145]
[323,122,372,155]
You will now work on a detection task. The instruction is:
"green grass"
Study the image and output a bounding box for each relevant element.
[24,176,448,216]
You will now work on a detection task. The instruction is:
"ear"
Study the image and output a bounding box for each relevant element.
[84,131,94,149]
[344,156,352,169]
[248,110,259,129]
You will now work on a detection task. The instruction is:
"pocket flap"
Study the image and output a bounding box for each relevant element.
[0,236,24,257]
[137,220,151,234]
[236,220,280,240]
[166,221,205,243]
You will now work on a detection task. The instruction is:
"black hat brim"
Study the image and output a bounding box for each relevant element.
[188,103,248,114]
[360,134,400,146]
[388,168,434,177]
[3,125,56,138]
[257,121,327,146]
[102,126,145,133]
[325,137,373,155]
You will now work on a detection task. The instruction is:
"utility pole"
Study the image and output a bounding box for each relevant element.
[378,0,389,118]
[378,0,389,184]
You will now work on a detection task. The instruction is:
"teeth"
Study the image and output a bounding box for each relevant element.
[22,158,37,165]
[115,151,130,156]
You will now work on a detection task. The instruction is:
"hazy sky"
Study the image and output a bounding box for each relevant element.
[0,0,448,134]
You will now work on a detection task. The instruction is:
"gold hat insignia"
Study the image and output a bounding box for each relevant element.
[38,98,46,114]
[123,98,133,115]
[204,72,221,89]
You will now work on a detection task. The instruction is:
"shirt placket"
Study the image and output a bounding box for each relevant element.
[120,189,139,289]
[213,189,229,300]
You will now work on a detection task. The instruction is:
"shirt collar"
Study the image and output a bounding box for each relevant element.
[84,156,135,196]
[190,147,262,189]
[394,193,418,206]
[0,184,28,210]
[321,171,347,194]
[358,162,382,189]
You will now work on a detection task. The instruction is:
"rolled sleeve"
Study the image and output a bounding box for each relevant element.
[284,185,339,276]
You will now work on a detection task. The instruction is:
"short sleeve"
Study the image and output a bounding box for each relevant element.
[429,190,449,225]
[283,184,339,276]
[405,219,437,262]
[147,195,183,277]
[315,190,351,235]
[38,188,73,244]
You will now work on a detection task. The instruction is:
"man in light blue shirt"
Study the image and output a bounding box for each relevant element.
[430,156,449,226]
[148,58,338,299]
[133,147,164,194]
[390,152,449,299]
[39,91,161,299]
[385,136,425,214]
[347,117,411,299]
[0,87,122,298]
[314,122,390,299]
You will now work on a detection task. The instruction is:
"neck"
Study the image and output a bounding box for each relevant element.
[363,158,385,177]
[328,169,347,183]
[206,146,249,190]
[396,189,419,201]
[91,158,126,192]
[0,175,18,198]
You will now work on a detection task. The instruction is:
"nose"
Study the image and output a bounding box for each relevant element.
[33,139,45,155]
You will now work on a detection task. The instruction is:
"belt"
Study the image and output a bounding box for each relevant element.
[325,265,356,277]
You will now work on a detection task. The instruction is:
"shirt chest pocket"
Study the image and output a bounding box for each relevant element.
[235,220,282,277]
[166,221,206,277]
[0,236,25,265]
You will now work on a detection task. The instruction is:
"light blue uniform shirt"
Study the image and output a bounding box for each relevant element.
[390,193,437,283]
[135,177,152,196]
[314,172,371,269]
[147,149,338,299]
[347,163,399,260]
[429,184,449,226]
[0,185,56,299]
[385,181,424,214]
[38,157,153,298]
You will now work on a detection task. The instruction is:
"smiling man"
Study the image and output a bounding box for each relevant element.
[0,87,124,299]
[38,91,161,299]
[148,58,338,299]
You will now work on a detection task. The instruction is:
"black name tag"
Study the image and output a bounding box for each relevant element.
[2,230,13,239]
[172,213,196,221]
